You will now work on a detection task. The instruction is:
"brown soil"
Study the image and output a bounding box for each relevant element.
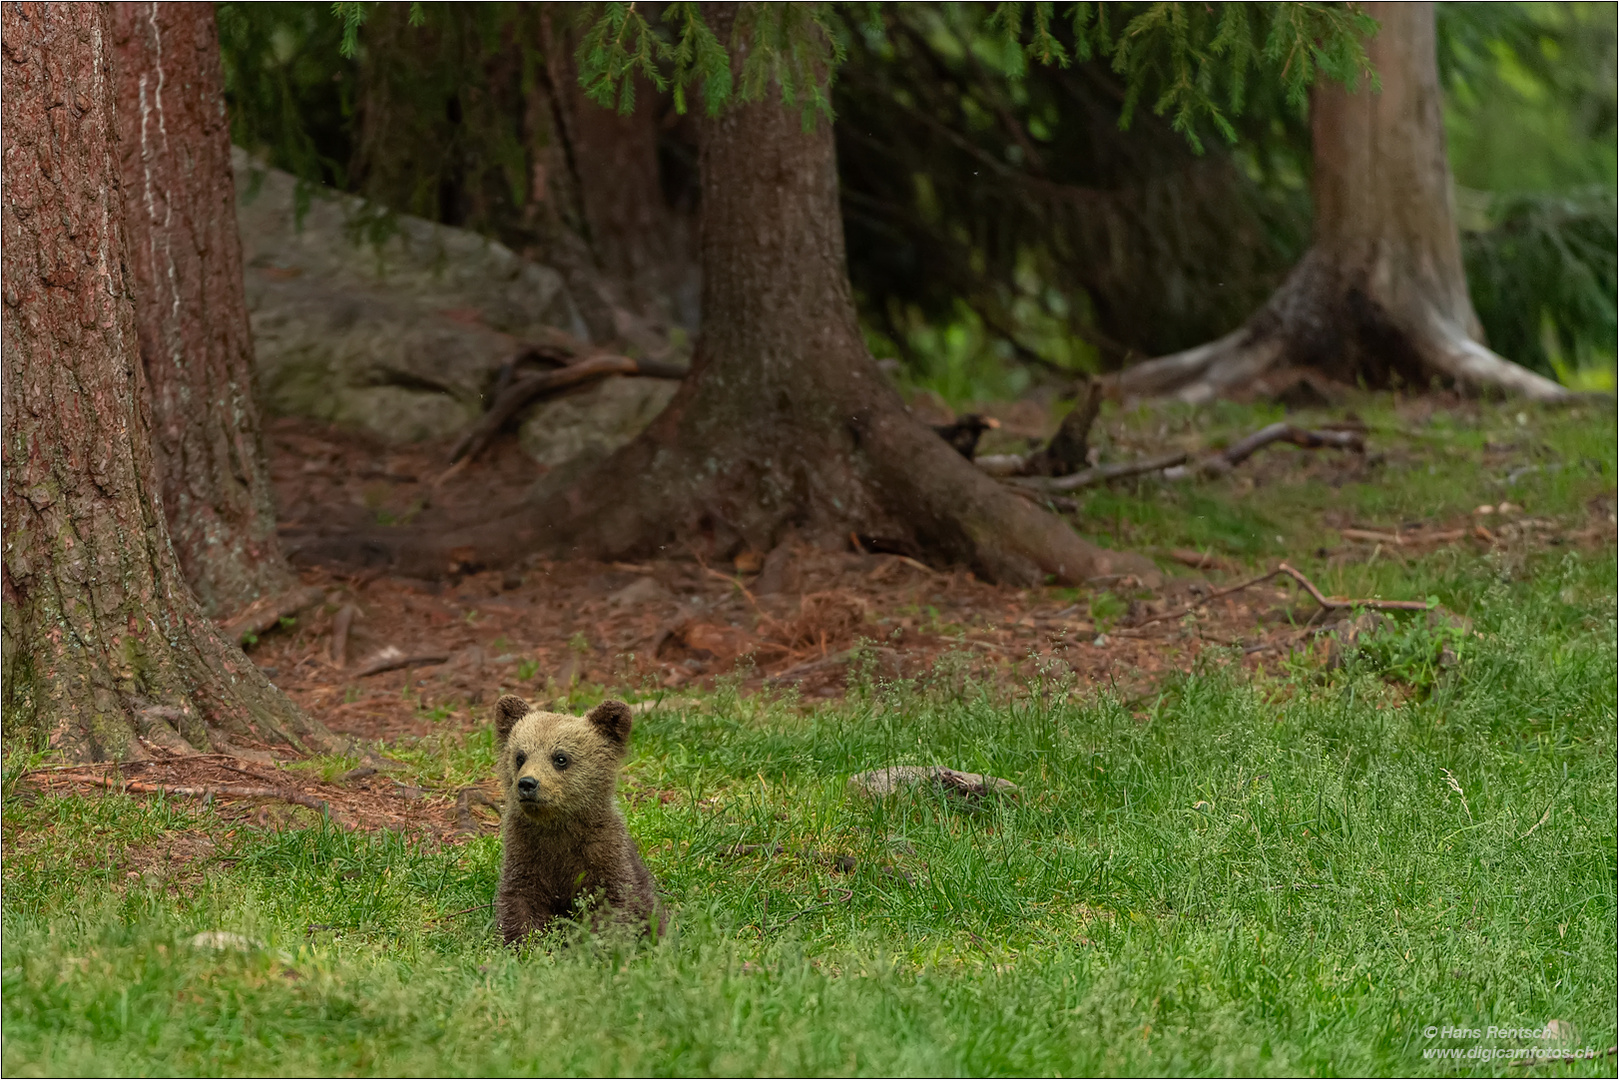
[17,409,1612,837]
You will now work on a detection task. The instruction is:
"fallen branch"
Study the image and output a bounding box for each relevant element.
[1163,548,1243,574]
[1163,422,1363,480]
[1275,562,1432,612]
[1129,568,1288,629]
[449,354,670,464]
[354,646,451,678]
[330,603,357,667]
[219,585,327,646]
[71,774,342,818]
[1340,526,1469,546]
[427,902,495,925]
[1009,451,1188,494]
[1130,561,1433,629]
[1510,1045,1617,1068]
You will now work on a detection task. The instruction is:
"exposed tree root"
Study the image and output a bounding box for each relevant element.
[1116,304,1569,404]
[1109,0,1572,410]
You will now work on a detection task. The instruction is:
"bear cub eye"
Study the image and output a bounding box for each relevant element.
[551,752,570,771]
[514,751,527,769]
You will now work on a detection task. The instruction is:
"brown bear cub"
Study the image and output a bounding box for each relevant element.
[493,694,662,945]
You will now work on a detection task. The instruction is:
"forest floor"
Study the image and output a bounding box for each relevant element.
[4,393,1616,1076]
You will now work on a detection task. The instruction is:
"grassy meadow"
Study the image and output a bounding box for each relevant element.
[3,397,1615,1076]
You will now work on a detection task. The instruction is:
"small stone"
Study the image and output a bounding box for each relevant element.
[1092,634,1109,647]
[189,930,264,952]
[847,765,1019,801]
[1325,612,1389,669]
[1544,1019,1577,1045]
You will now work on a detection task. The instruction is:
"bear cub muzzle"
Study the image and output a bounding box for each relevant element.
[492,694,663,944]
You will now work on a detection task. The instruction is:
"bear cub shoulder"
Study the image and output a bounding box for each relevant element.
[492,694,661,944]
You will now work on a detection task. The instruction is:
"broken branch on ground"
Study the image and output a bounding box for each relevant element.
[1129,561,1434,630]
[982,420,1364,499]
[449,352,684,465]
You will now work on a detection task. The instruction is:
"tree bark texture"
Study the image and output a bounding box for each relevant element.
[343,5,1153,588]
[1116,2,1568,404]
[538,16,699,330]
[110,2,295,617]
[1,1,341,762]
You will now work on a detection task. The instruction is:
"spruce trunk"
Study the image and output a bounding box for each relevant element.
[1116,2,1568,403]
[1,2,342,763]
[109,2,296,618]
[360,5,1154,588]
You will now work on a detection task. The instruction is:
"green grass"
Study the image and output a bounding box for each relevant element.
[3,398,1615,1077]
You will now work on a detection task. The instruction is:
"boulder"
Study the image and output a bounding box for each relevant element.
[234,149,589,443]
[847,765,1020,801]
[518,376,678,468]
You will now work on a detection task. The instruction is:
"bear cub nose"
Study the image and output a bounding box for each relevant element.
[517,776,539,798]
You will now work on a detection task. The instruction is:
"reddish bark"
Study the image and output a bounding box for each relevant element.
[1,2,340,762]
[1117,2,1567,403]
[108,2,294,618]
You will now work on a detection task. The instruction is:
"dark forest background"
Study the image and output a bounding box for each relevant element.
[217,2,1616,406]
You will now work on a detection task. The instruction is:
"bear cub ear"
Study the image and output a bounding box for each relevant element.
[586,699,633,746]
[494,694,530,743]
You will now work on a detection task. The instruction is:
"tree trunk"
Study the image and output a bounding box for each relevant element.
[348,5,1153,588]
[1116,2,1568,404]
[1,2,344,763]
[538,14,699,331]
[109,2,296,618]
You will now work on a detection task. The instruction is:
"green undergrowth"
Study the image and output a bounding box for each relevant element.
[1060,397,1612,553]
[4,555,1616,1076]
[3,398,1615,1077]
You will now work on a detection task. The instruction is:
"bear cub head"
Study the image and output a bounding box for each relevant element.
[494,695,634,822]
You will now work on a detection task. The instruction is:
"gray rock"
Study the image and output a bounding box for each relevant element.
[848,765,1020,801]
[233,149,588,443]
[518,375,677,468]
[1325,611,1389,669]
[1326,607,1473,669]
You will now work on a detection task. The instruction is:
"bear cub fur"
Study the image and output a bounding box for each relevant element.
[493,694,662,944]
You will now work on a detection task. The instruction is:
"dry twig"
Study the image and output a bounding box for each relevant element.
[1130,561,1433,630]
[330,603,357,667]
[354,646,450,678]
[1009,451,1188,494]
[69,774,341,818]
[220,585,327,645]
[1162,422,1364,480]
[449,355,639,464]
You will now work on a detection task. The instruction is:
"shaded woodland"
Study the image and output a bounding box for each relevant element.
[2,1,1614,763]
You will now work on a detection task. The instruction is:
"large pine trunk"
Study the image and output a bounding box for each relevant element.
[109,2,296,618]
[1116,2,1568,404]
[369,6,1153,588]
[1,2,342,763]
